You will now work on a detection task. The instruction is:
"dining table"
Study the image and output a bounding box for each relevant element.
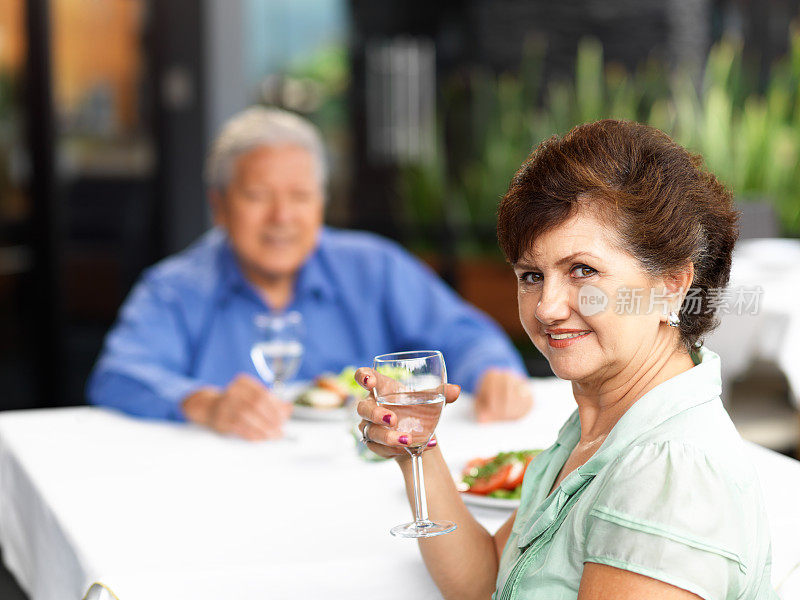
[0,377,798,600]
[705,237,800,408]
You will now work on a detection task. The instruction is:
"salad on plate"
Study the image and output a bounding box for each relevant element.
[458,449,543,500]
[293,367,365,410]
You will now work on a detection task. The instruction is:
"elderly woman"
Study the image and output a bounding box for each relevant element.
[356,120,777,599]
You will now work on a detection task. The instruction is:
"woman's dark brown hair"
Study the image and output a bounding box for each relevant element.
[497,119,739,350]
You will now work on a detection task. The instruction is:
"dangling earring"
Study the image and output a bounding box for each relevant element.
[667,310,680,328]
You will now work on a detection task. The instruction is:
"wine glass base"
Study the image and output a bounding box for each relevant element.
[390,520,457,538]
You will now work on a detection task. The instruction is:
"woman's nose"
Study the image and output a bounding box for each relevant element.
[534,281,571,324]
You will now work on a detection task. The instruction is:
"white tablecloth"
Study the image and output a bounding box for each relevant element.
[705,238,800,407]
[0,379,798,600]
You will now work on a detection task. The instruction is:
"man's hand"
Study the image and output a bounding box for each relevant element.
[474,369,532,423]
[182,374,292,440]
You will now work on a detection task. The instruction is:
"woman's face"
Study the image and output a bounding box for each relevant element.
[513,208,676,386]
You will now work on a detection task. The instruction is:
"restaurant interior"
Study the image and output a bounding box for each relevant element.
[1,1,799,599]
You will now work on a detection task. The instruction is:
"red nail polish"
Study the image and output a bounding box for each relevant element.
[427,438,437,447]
[382,414,392,424]
[398,435,409,445]
[363,375,371,386]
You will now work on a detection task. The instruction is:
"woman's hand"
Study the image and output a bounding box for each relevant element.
[354,367,461,460]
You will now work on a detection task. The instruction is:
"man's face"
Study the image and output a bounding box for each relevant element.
[212,145,324,285]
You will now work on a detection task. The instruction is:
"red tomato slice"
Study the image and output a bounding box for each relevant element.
[503,455,534,490]
[462,457,489,477]
[467,464,513,495]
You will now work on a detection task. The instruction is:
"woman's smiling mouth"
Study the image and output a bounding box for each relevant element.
[546,329,592,348]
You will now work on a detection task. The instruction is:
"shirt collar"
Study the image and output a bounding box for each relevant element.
[512,347,722,548]
[216,230,253,297]
[216,227,336,306]
[292,228,336,303]
[578,345,722,477]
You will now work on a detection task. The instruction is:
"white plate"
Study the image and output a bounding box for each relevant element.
[280,381,311,401]
[453,452,544,512]
[460,492,519,511]
[291,403,352,421]
[281,381,352,421]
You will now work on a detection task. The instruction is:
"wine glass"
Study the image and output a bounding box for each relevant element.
[250,311,304,399]
[372,350,456,538]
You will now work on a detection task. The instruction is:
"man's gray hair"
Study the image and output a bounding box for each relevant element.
[205,106,327,191]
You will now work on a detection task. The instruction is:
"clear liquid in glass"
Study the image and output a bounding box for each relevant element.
[376,391,445,448]
[251,340,303,384]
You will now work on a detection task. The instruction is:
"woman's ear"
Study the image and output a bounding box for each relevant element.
[662,262,695,317]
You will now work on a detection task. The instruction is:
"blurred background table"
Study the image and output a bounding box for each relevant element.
[0,378,798,600]
[706,238,800,451]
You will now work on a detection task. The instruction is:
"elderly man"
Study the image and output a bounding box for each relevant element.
[87,107,531,440]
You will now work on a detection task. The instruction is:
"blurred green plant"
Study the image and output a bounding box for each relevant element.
[400,24,800,254]
[282,43,352,223]
[286,43,350,135]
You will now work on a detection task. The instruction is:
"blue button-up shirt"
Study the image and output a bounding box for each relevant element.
[87,227,526,421]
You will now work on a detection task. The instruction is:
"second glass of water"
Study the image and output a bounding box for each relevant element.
[251,311,304,398]
[373,350,456,538]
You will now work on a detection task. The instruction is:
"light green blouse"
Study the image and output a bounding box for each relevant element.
[494,347,778,600]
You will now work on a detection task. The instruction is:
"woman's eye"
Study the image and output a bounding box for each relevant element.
[518,272,542,284]
[571,265,597,278]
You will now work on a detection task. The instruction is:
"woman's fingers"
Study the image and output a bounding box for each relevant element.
[358,420,410,447]
[356,396,396,426]
[444,383,461,403]
[355,367,411,396]
[355,367,378,391]
[356,367,461,406]
[363,440,403,459]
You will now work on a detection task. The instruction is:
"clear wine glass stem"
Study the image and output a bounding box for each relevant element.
[409,448,431,525]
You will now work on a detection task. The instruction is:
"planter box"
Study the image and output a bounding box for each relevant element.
[456,258,525,338]
[419,253,524,338]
